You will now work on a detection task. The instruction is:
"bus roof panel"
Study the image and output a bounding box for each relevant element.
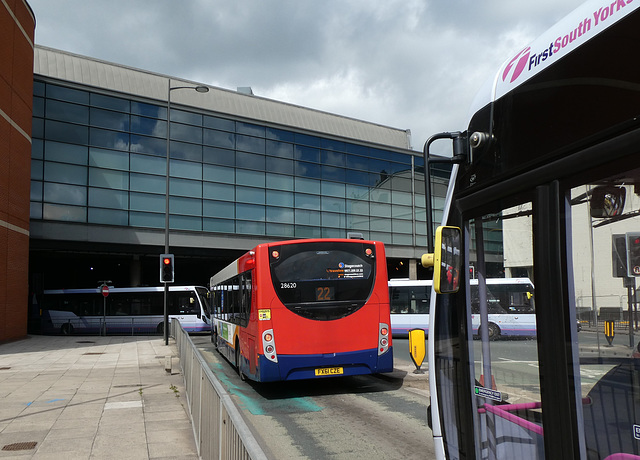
[470,0,640,117]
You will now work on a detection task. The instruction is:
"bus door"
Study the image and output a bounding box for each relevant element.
[464,203,544,459]
[568,165,640,459]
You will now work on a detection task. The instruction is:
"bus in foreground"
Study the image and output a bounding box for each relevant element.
[389,278,535,338]
[425,1,640,458]
[209,238,393,382]
[39,286,210,335]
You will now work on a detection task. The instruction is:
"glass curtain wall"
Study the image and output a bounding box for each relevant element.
[31,80,437,247]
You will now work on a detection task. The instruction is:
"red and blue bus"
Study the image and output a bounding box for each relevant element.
[425,1,640,458]
[209,238,393,382]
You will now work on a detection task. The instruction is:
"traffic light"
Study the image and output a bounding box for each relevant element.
[160,254,174,283]
[626,233,640,277]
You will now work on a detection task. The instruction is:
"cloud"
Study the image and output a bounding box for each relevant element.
[28,0,585,150]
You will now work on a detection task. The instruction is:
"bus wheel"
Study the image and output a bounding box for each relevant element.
[488,323,500,340]
[156,322,164,334]
[61,323,73,335]
[235,340,245,381]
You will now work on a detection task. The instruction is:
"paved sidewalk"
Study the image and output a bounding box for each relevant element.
[0,335,198,459]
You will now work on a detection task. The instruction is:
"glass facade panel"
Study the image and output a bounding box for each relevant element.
[203,129,235,149]
[267,173,294,191]
[31,161,43,181]
[203,217,235,233]
[90,107,129,131]
[171,159,202,180]
[171,177,202,198]
[171,109,201,126]
[236,203,265,222]
[130,211,164,228]
[203,164,234,184]
[90,93,130,112]
[31,181,42,201]
[170,196,202,216]
[43,182,87,206]
[89,148,128,170]
[203,146,235,166]
[130,134,165,156]
[130,192,164,213]
[171,122,202,143]
[236,169,265,188]
[45,141,88,165]
[204,116,234,132]
[131,101,165,119]
[89,208,128,225]
[90,127,129,151]
[170,140,202,162]
[237,152,265,170]
[171,215,202,231]
[89,168,128,190]
[44,163,87,186]
[46,120,88,145]
[203,200,234,219]
[237,186,265,205]
[236,134,265,154]
[321,181,345,198]
[266,190,293,207]
[131,153,165,175]
[321,196,345,213]
[46,100,88,124]
[266,222,294,237]
[32,79,436,251]
[266,207,294,224]
[237,220,265,235]
[295,208,320,226]
[130,173,164,194]
[30,202,42,219]
[295,177,320,194]
[43,203,86,222]
[203,182,234,201]
[131,115,165,137]
[296,193,320,210]
[266,140,293,158]
[266,157,293,174]
[89,188,128,210]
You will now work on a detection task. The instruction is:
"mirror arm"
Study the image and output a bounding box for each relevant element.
[423,131,468,253]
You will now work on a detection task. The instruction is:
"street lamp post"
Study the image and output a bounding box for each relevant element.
[164,80,209,345]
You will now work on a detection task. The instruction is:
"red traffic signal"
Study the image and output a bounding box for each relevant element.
[160,254,174,283]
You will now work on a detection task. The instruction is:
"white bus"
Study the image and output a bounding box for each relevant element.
[389,278,535,339]
[39,286,211,335]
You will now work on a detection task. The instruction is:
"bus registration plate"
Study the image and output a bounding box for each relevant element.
[315,366,343,376]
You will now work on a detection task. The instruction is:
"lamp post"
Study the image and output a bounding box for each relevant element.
[164,80,209,345]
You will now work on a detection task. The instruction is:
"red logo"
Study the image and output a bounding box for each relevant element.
[502,47,530,83]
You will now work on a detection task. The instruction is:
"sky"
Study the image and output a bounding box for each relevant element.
[27,0,586,151]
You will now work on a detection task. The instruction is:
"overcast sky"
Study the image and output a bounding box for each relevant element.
[28,0,585,151]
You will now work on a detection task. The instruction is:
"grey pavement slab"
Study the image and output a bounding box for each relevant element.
[0,335,198,459]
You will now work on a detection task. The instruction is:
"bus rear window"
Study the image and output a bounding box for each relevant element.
[269,242,376,320]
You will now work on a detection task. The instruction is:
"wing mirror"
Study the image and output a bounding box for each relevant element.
[422,226,461,294]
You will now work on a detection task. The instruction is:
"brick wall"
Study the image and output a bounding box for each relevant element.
[0,0,35,341]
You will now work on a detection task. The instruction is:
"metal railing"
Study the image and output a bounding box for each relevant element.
[171,321,268,460]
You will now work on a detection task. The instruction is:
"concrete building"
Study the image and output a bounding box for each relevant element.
[28,47,447,299]
[2,2,451,340]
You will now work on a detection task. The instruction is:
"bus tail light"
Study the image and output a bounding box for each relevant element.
[379,323,390,355]
[262,329,278,363]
